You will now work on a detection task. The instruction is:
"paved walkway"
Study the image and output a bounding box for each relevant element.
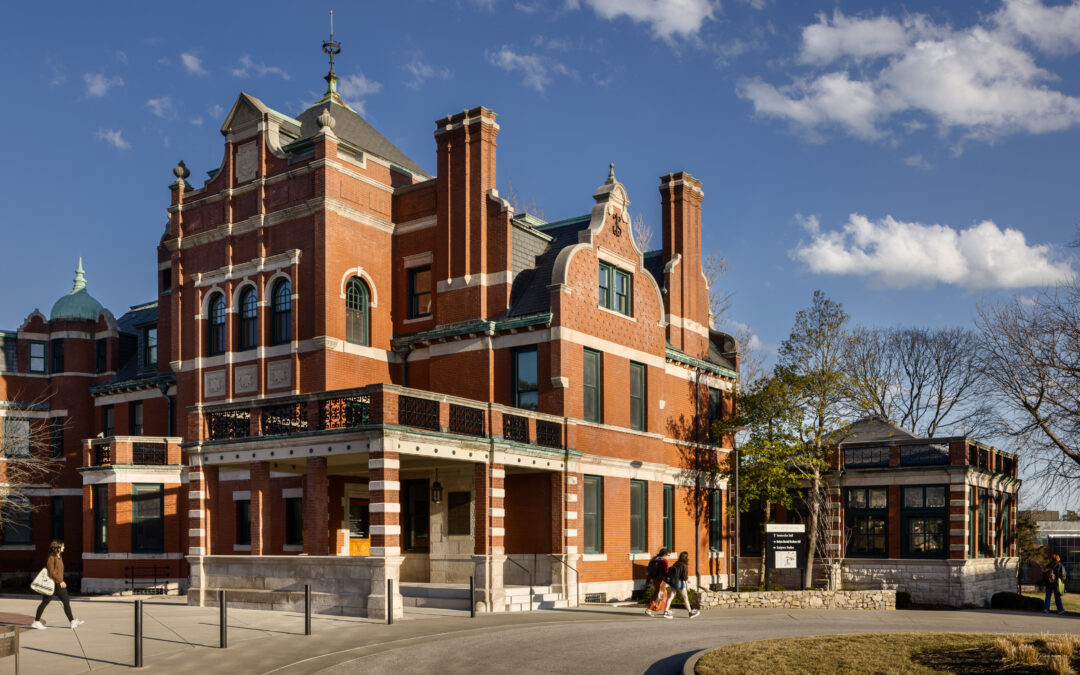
[0,594,1075,674]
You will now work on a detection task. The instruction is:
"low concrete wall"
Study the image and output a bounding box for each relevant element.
[698,589,895,610]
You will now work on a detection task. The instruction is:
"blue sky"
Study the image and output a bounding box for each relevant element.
[1,0,1078,366]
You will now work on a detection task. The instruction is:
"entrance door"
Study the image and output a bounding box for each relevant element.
[349,498,370,556]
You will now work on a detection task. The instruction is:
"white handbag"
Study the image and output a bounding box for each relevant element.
[30,568,55,596]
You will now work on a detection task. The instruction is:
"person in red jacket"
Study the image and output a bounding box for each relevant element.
[644,548,670,616]
[31,541,83,630]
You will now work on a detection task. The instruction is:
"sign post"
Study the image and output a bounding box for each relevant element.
[765,524,807,589]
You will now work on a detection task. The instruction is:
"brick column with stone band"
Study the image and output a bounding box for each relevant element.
[188,464,217,556]
[304,456,329,555]
[473,463,507,612]
[250,461,270,555]
[367,449,403,620]
[949,485,968,559]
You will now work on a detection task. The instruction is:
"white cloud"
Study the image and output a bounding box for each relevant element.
[208,104,226,119]
[903,153,932,169]
[740,2,1080,146]
[146,96,175,119]
[83,72,124,98]
[792,213,1075,289]
[337,73,382,114]
[95,128,131,150]
[190,117,204,126]
[231,55,290,80]
[578,0,717,40]
[403,55,451,90]
[487,46,572,92]
[115,50,128,65]
[181,52,207,75]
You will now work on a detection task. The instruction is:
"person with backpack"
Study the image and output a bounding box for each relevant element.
[662,551,700,619]
[1043,553,1068,615]
[30,541,83,630]
[644,548,670,616]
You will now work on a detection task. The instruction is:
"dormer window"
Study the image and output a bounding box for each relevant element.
[143,327,158,367]
[599,262,631,316]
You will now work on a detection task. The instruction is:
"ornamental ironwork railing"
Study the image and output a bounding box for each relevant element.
[449,404,485,437]
[503,414,529,444]
[94,443,112,466]
[319,395,371,430]
[536,420,562,448]
[262,403,309,435]
[132,443,167,465]
[398,395,439,431]
[208,409,250,440]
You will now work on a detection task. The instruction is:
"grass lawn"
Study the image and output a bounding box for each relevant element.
[1023,591,1080,613]
[694,633,1056,675]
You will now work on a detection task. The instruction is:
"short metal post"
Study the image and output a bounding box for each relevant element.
[304,583,311,635]
[134,600,143,668]
[469,575,476,619]
[219,590,227,648]
[387,579,394,625]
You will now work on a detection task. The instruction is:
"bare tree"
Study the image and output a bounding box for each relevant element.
[703,252,734,327]
[631,212,655,253]
[0,403,59,536]
[503,178,547,221]
[844,326,991,438]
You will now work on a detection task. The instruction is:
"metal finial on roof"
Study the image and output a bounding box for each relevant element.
[607,163,616,183]
[173,160,190,180]
[72,258,87,292]
[322,10,342,93]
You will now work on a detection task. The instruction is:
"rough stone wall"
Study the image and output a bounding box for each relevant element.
[839,557,1019,607]
[697,589,895,610]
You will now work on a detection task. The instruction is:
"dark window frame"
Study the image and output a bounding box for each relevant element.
[662,485,674,551]
[131,483,165,554]
[1,500,32,545]
[598,262,632,316]
[708,387,721,441]
[93,484,108,553]
[235,499,251,546]
[49,417,64,460]
[95,338,107,373]
[50,338,64,374]
[512,346,539,411]
[709,489,722,552]
[270,280,292,346]
[583,348,602,423]
[583,475,603,554]
[345,277,370,346]
[130,401,143,436]
[27,340,46,373]
[629,362,646,431]
[900,485,948,559]
[407,266,432,319]
[402,479,430,552]
[845,486,888,558]
[630,479,646,554]
[50,495,64,542]
[237,288,257,351]
[102,404,114,438]
[143,327,158,366]
[207,293,226,356]
[285,497,303,547]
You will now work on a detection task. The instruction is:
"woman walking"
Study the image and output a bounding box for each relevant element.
[662,551,700,619]
[31,541,83,630]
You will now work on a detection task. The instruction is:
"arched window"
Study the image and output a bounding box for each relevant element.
[345,277,370,346]
[207,293,226,356]
[238,287,257,351]
[270,279,292,345]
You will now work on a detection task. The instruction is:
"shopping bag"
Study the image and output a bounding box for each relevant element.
[30,568,54,596]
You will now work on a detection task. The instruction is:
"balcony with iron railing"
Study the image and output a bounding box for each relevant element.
[195,384,567,452]
[83,437,183,467]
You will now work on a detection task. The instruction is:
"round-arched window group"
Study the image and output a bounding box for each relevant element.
[205,279,292,356]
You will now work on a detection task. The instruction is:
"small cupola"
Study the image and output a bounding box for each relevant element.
[50,258,104,321]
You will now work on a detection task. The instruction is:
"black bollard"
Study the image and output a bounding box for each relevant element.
[304,583,311,636]
[469,575,475,618]
[387,579,393,625]
[219,590,227,649]
[134,600,143,668]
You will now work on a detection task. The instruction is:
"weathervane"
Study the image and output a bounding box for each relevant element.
[322,10,341,77]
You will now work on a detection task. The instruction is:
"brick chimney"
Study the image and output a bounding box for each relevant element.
[659,172,709,356]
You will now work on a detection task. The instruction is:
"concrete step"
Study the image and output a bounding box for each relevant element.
[399,583,471,600]
[401,595,471,610]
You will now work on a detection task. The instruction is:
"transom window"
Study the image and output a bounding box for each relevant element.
[345,277,370,346]
[846,487,888,557]
[207,293,226,356]
[408,266,432,319]
[238,289,257,351]
[271,280,292,345]
[598,262,631,315]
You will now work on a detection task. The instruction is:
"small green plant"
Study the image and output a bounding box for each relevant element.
[739,584,785,592]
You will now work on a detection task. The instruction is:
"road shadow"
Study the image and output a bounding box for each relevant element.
[23,645,128,668]
[644,649,702,675]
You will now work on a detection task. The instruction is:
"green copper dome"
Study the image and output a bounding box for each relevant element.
[50,258,104,321]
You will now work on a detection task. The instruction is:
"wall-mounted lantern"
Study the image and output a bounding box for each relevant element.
[431,468,443,504]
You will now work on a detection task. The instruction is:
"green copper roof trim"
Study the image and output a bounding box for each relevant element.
[89,372,175,396]
[393,313,553,349]
[665,347,738,380]
[129,300,158,312]
[536,214,590,232]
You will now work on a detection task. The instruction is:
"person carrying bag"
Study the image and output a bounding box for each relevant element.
[31,541,83,630]
[1042,553,1068,615]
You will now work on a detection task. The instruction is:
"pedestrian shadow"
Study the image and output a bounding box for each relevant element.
[643,649,702,675]
[194,620,303,637]
[110,631,212,649]
[22,645,128,668]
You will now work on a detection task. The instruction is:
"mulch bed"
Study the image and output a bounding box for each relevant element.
[913,640,1080,674]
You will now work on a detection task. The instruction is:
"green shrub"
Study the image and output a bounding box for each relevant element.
[990,592,1043,611]
[895,591,912,609]
[739,584,785,592]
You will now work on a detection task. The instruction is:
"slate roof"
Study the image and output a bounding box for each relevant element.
[841,417,921,445]
[643,250,664,290]
[294,100,429,177]
[89,302,172,394]
[507,215,591,317]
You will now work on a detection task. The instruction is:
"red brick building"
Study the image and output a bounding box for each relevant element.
[0,62,737,616]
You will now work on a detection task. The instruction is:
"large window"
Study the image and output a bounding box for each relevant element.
[403,479,430,551]
[583,475,603,554]
[93,485,108,553]
[27,341,45,373]
[130,401,143,436]
[845,446,890,468]
[512,347,538,410]
[709,489,722,551]
[143,327,158,366]
[846,487,888,557]
[207,293,226,356]
[598,263,631,315]
[345,277,370,345]
[1,501,32,545]
[630,480,646,554]
[630,362,646,431]
[663,485,674,551]
[50,496,64,541]
[285,497,303,547]
[102,404,114,438]
[583,349,602,423]
[49,417,64,460]
[132,484,164,554]
[95,338,107,373]
[901,485,946,558]
[50,338,64,374]
[407,266,432,319]
[238,289,257,351]
[271,280,292,345]
[235,499,251,546]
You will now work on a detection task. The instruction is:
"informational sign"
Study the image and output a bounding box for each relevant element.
[765,523,807,571]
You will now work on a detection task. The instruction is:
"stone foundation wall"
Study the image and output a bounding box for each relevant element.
[697,589,895,610]
[839,557,1018,607]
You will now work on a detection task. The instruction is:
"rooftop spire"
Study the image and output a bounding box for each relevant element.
[72,257,87,293]
[320,10,342,104]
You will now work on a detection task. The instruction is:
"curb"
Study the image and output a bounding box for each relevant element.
[682,647,713,675]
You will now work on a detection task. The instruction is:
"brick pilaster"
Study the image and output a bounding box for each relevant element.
[565,472,583,555]
[250,461,270,555]
[188,464,217,555]
[369,450,401,556]
[304,457,329,555]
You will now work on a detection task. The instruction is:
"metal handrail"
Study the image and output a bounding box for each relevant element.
[547,553,580,609]
[505,557,533,611]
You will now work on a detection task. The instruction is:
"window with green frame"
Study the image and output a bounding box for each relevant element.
[598,262,631,315]
[709,489,722,551]
[999,493,1011,556]
[846,487,888,557]
[662,485,674,551]
[583,475,603,554]
[629,362,645,431]
[512,346,539,410]
[583,349,602,423]
[901,485,947,558]
[630,480,646,553]
[50,338,64,374]
[27,340,46,373]
[978,488,988,557]
[143,327,158,365]
[345,277,370,345]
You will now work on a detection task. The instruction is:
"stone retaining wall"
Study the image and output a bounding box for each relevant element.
[697,589,895,610]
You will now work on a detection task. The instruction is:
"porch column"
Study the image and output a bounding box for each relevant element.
[549,471,579,605]
[188,464,217,606]
[473,463,506,612]
[250,461,270,555]
[303,457,329,555]
[367,449,403,620]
